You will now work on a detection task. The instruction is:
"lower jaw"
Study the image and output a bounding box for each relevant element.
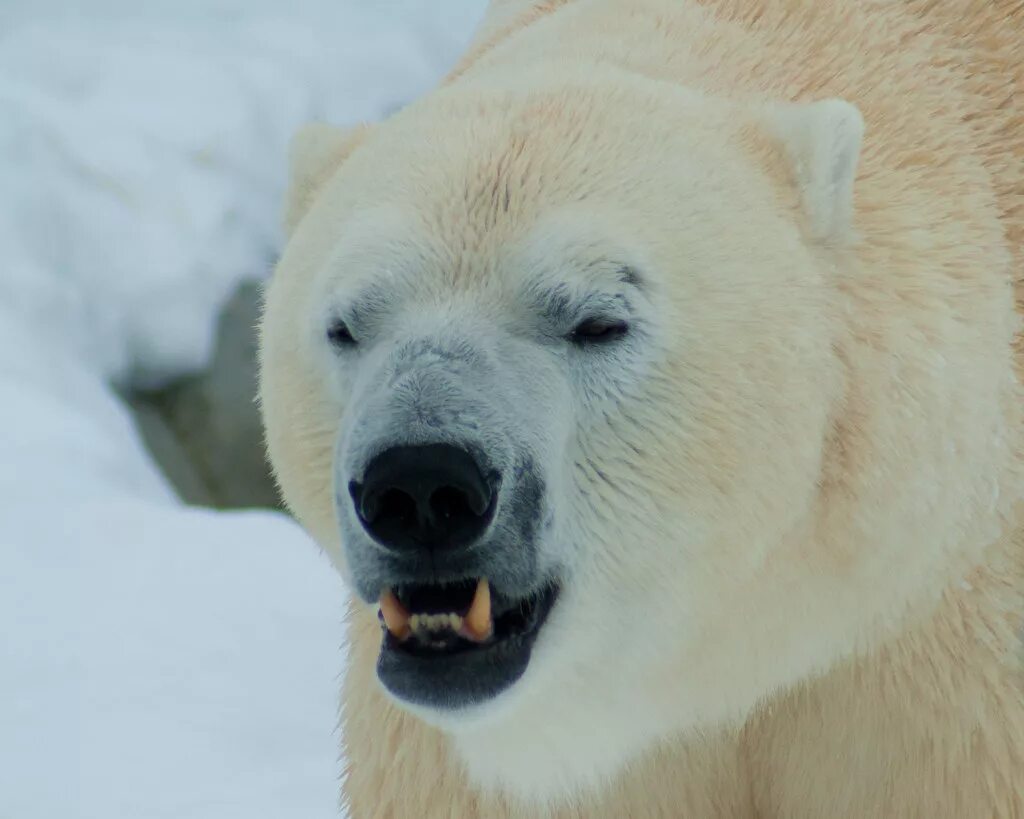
[377,631,534,710]
[375,584,560,711]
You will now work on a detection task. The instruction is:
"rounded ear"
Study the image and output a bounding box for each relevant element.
[285,122,371,235]
[761,99,864,242]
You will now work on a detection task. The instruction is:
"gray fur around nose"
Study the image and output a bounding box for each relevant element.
[344,333,512,479]
[387,336,487,385]
[334,327,557,601]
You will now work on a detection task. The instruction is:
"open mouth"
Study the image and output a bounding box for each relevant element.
[375,578,560,709]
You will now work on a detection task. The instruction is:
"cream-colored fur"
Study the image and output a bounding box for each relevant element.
[259,0,1024,815]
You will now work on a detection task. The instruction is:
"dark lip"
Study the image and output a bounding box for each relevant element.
[376,582,560,710]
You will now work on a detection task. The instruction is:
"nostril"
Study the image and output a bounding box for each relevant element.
[429,485,475,525]
[378,488,417,529]
[349,480,374,520]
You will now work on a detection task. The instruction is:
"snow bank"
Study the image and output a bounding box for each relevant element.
[0,3,484,817]
[0,1,482,387]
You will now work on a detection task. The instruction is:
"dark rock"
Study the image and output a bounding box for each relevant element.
[128,280,282,510]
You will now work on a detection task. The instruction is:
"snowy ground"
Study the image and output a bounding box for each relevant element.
[0,4,484,817]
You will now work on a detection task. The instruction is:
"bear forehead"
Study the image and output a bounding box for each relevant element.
[313,121,791,299]
[339,84,757,223]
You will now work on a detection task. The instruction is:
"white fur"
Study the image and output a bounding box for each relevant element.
[260,0,1024,814]
[764,99,864,240]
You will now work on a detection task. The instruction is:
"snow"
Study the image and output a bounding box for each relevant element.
[0,3,484,817]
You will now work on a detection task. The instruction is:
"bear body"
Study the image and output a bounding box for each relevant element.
[260,1,1024,815]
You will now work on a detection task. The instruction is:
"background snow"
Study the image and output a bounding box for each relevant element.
[0,3,484,817]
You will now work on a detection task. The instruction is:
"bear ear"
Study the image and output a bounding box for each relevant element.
[762,99,864,242]
[285,122,370,235]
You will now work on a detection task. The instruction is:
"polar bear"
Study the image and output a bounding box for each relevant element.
[258,1,1024,815]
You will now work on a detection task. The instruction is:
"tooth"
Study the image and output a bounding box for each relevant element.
[379,589,411,640]
[449,613,463,631]
[463,579,493,642]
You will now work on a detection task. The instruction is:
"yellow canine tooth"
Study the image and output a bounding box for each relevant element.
[379,589,411,641]
[463,578,493,642]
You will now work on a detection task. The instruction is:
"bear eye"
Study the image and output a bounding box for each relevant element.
[569,317,629,345]
[326,319,357,348]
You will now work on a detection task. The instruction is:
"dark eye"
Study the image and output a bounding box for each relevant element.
[569,317,629,345]
[326,319,356,348]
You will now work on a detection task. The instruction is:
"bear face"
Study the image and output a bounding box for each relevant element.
[262,75,850,707]
[260,69,1018,794]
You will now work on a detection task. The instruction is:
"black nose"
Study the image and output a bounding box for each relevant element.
[349,444,496,553]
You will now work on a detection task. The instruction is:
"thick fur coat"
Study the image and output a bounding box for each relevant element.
[259,1,1024,815]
